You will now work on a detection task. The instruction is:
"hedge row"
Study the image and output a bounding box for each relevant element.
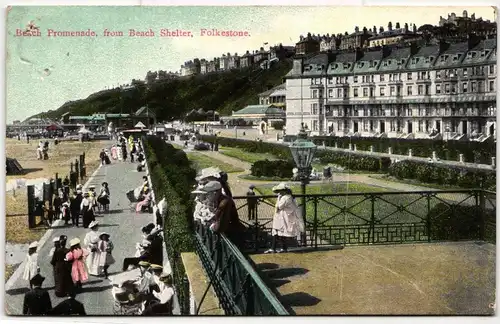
[200,135,390,172]
[251,159,294,178]
[200,135,496,189]
[143,135,197,314]
[388,160,496,190]
[284,135,495,165]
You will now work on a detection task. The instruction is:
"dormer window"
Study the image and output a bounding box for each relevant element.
[400,59,406,64]
[358,62,364,68]
[383,61,388,66]
[467,52,473,58]
[453,55,458,61]
[481,50,488,57]
[440,55,446,62]
[388,60,392,65]
[334,63,339,69]
[411,57,417,64]
[425,57,431,63]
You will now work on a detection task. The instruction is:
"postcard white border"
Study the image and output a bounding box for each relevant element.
[0,1,498,324]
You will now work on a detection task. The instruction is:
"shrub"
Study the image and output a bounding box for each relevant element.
[143,135,197,314]
[251,159,294,179]
[389,160,496,189]
[428,202,496,242]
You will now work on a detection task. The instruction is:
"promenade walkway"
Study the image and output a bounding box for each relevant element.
[5,157,168,315]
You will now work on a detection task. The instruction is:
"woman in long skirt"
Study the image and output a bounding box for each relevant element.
[81,193,94,228]
[65,238,89,293]
[23,241,40,289]
[51,235,73,297]
[84,221,102,276]
[265,183,305,254]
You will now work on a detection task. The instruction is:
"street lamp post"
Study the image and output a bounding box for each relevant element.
[289,122,317,247]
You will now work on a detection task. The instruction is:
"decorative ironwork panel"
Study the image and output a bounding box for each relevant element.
[194,222,289,316]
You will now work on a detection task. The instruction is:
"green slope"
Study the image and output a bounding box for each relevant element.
[30,59,292,122]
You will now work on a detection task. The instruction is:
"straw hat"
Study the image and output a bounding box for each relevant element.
[150,264,163,270]
[195,167,222,182]
[272,182,290,192]
[88,221,99,229]
[28,241,38,249]
[69,238,80,247]
[99,232,110,239]
[199,181,222,193]
[138,261,151,267]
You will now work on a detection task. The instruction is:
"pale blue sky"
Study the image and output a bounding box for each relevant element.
[6,6,495,122]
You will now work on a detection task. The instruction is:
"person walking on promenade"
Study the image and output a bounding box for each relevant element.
[65,238,89,293]
[84,221,102,276]
[81,192,94,228]
[98,232,115,279]
[265,183,305,254]
[22,274,52,315]
[23,241,40,289]
[51,235,73,298]
[48,237,60,258]
[70,189,83,227]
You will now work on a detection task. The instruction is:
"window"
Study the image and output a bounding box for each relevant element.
[362,76,366,83]
[445,84,450,94]
[312,90,318,98]
[353,88,359,97]
[471,82,477,92]
[363,88,368,97]
[418,120,423,132]
[328,89,334,97]
[380,74,385,82]
[418,85,423,95]
[490,80,495,92]
[354,75,358,83]
[311,103,318,114]
[463,68,468,77]
[425,85,430,95]
[390,86,395,96]
[407,72,412,80]
[407,86,412,95]
[436,84,441,94]
[478,81,484,92]
[462,83,468,93]
[380,87,385,96]
[337,89,342,97]
[371,75,375,82]
[370,87,375,97]
[363,120,369,132]
[490,65,495,75]
[313,120,318,131]
[328,77,333,84]
[407,108,412,116]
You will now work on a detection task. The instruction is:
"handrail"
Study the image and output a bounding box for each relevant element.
[218,233,289,314]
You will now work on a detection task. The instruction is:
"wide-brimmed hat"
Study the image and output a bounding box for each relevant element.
[69,238,80,247]
[200,181,222,193]
[138,261,151,267]
[150,264,163,270]
[195,167,221,182]
[88,185,96,190]
[30,274,46,286]
[76,184,83,190]
[191,184,206,195]
[99,232,110,239]
[272,182,290,192]
[102,182,108,187]
[28,241,38,249]
[88,221,99,229]
[59,235,68,242]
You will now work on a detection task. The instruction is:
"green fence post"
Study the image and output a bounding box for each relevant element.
[27,185,35,229]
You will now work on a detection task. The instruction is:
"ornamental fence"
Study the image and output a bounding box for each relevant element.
[231,189,496,252]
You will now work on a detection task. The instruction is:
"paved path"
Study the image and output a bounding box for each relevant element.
[5,157,158,315]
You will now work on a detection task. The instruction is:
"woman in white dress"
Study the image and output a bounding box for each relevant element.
[265,183,305,254]
[84,221,102,276]
[23,241,40,289]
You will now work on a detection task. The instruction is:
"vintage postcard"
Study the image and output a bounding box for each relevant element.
[4,5,497,316]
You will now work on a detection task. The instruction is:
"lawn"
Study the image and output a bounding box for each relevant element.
[187,152,245,173]
[5,138,108,244]
[219,146,279,164]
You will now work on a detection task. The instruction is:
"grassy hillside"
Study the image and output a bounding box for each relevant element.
[31,59,292,122]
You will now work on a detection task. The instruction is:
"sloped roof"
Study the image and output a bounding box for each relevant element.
[258,83,286,97]
[232,105,285,116]
[135,106,156,117]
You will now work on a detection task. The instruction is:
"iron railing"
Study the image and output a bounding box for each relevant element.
[194,222,289,315]
[231,189,496,251]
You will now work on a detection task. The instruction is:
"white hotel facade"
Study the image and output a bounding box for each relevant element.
[284,37,497,141]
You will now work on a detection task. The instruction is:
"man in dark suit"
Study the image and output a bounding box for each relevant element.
[23,274,52,315]
[50,289,86,315]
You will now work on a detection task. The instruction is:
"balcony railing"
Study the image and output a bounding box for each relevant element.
[231,189,496,252]
[194,222,289,315]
